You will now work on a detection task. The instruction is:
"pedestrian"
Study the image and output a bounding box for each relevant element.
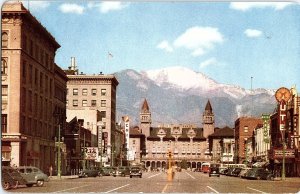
[49,165,53,177]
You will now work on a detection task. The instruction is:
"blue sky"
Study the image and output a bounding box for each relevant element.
[17,1,300,90]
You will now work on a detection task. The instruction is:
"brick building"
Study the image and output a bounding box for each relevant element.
[1,2,67,174]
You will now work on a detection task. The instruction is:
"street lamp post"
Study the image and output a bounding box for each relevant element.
[55,125,64,179]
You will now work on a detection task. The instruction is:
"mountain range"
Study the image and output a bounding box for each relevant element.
[115,66,276,128]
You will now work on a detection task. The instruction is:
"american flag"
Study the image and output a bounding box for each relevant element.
[108,52,113,59]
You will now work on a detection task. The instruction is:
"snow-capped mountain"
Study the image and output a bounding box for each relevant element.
[143,66,275,99]
[115,67,276,127]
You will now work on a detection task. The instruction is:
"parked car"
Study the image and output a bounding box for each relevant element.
[2,166,27,189]
[220,168,228,175]
[17,166,49,187]
[231,167,243,177]
[239,168,252,178]
[102,167,115,176]
[209,167,220,177]
[112,166,131,177]
[79,167,103,178]
[2,170,17,190]
[225,168,235,176]
[130,167,142,178]
[243,168,275,180]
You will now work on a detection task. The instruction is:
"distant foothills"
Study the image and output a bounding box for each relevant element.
[114,66,276,127]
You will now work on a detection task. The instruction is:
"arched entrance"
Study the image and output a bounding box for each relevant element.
[151,161,156,170]
[146,161,151,168]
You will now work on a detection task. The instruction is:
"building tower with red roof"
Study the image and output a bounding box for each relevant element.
[203,100,215,138]
[140,99,151,137]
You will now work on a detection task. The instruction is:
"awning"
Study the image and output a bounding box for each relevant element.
[1,146,11,152]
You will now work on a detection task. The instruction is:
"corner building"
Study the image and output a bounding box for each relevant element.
[1,2,67,173]
[65,62,119,165]
[140,99,215,169]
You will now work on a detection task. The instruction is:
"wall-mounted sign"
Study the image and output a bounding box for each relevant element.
[272,149,295,159]
[123,116,130,160]
[81,147,98,160]
[262,114,270,143]
[279,101,287,131]
[275,87,291,102]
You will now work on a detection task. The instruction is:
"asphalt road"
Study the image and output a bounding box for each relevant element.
[7,170,300,193]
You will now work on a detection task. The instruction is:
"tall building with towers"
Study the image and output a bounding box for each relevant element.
[139,99,215,170]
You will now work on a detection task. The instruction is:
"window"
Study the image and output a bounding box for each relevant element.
[2,32,8,48]
[92,89,97,96]
[2,85,8,96]
[1,114,7,133]
[82,100,87,107]
[23,35,27,51]
[1,58,8,75]
[73,100,78,107]
[91,100,97,107]
[2,85,8,105]
[82,88,88,96]
[28,91,32,112]
[133,140,136,145]
[101,100,106,107]
[40,73,43,89]
[22,61,27,83]
[29,39,33,56]
[244,126,249,133]
[29,64,33,85]
[101,89,106,96]
[100,111,106,119]
[35,69,38,86]
[73,88,78,96]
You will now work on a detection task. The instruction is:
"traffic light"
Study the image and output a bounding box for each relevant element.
[168,151,172,158]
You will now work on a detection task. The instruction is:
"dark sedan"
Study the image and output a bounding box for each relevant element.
[209,167,220,177]
[78,167,103,178]
[130,167,142,178]
[243,168,275,180]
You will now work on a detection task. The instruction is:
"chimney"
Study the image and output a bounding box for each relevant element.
[70,57,76,71]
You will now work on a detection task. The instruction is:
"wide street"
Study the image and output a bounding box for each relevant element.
[9,170,300,193]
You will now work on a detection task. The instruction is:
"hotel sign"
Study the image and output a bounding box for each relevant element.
[123,116,130,160]
[262,114,270,142]
[272,149,295,159]
[279,100,287,131]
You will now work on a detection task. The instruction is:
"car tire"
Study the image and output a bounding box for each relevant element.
[37,180,44,187]
[26,184,34,187]
[268,176,274,181]
[3,181,10,190]
[130,176,132,178]
[140,175,142,178]
[12,181,19,189]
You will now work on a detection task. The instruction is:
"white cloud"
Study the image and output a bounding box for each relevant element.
[59,3,84,14]
[199,58,218,69]
[244,29,263,38]
[21,1,50,11]
[230,2,294,11]
[157,41,173,52]
[98,2,129,13]
[173,26,223,57]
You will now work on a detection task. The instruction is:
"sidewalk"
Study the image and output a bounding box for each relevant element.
[49,175,79,180]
